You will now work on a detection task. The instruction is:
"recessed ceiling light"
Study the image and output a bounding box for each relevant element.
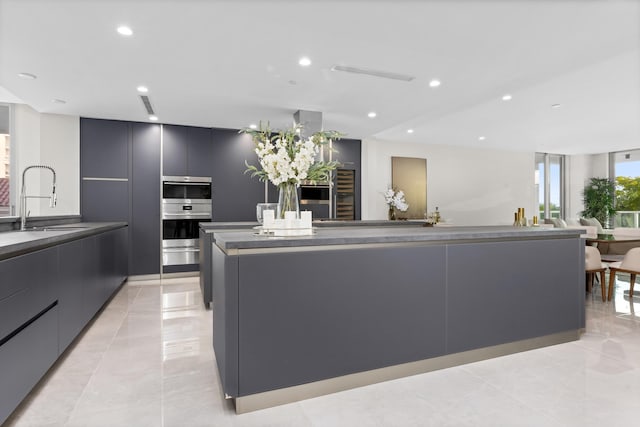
[117,26,133,36]
[502,94,512,101]
[298,57,312,67]
[407,129,414,134]
[478,136,486,141]
[249,124,257,129]
[429,79,441,88]
[368,112,377,118]
[17,72,37,79]
[137,86,148,93]
[551,103,561,108]
[149,115,158,121]
[52,99,66,104]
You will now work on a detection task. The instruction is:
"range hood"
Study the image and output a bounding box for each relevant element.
[293,109,322,138]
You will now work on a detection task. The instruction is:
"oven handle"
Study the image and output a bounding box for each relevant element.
[163,181,211,186]
[162,213,211,219]
[162,248,200,252]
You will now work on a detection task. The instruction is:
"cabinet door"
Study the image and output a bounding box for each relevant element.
[81,180,129,222]
[58,239,85,352]
[80,118,130,222]
[211,128,265,221]
[80,118,129,179]
[333,138,361,170]
[162,124,189,176]
[187,126,213,177]
[0,247,58,344]
[0,306,58,426]
[131,123,161,275]
[332,138,361,220]
[82,235,103,320]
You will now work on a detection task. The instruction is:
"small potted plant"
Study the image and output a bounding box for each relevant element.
[384,188,409,220]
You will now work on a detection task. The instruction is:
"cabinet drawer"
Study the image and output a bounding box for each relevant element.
[0,305,59,425]
[0,248,58,342]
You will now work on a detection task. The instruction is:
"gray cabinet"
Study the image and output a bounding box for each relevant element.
[81,180,129,222]
[162,125,188,177]
[0,306,58,426]
[0,247,58,344]
[187,126,214,177]
[80,118,161,276]
[80,119,129,179]
[1,227,128,425]
[58,239,86,351]
[163,124,213,177]
[211,128,265,221]
[131,123,161,275]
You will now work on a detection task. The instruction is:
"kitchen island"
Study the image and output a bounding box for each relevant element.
[208,225,585,413]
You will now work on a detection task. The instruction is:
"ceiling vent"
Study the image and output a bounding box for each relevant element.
[140,95,155,115]
[331,65,415,82]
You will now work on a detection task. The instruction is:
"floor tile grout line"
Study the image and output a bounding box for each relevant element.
[64,284,142,426]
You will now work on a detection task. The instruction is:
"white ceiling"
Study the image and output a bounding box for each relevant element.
[0,0,638,154]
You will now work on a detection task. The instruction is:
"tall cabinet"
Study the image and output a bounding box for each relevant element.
[80,118,161,276]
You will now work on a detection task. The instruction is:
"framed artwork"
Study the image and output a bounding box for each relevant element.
[391,156,427,219]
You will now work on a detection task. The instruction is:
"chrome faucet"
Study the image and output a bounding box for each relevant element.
[20,165,57,231]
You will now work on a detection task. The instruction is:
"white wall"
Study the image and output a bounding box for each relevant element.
[362,138,536,225]
[13,104,80,216]
[565,153,612,220]
[39,114,80,215]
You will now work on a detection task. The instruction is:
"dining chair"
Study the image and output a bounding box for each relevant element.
[585,245,607,302]
[607,247,640,300]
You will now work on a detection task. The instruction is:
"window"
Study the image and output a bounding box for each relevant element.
[536,153,565,220]
[0,104,11,217]
[612,150,640,227]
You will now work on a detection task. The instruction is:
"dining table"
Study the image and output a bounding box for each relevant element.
[585,233,640,256]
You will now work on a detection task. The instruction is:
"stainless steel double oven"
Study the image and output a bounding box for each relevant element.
[161,176,211,267]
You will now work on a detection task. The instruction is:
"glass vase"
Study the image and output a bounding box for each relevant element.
[388,206,396,220]
[277,183,299,219]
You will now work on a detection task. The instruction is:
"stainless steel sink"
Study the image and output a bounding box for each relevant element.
[23,226,90,232]
[42,226,89,231]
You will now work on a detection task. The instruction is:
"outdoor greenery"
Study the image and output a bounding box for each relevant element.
[614,176,640,227]
[582,177,616,228]
[615,176,640,211]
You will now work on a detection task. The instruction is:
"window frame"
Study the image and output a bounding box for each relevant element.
[536,152,565,220]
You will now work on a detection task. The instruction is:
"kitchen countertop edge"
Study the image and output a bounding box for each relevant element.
[0,222,128,261]
[213,225,584,252]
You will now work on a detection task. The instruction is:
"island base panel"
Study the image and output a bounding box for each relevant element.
[234,329,579,414]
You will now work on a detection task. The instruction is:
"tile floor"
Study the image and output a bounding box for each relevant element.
[4,275,640,427]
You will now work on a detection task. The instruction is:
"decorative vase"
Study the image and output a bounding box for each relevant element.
[277,183,299,219]
[388,206,396,220]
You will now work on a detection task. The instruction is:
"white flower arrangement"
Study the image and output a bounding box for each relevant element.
[243,123,342,187]
[384,188,409,211]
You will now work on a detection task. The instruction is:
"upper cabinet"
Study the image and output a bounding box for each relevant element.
[162,125,213,177]
[80,119,129,179]
[210,128,265,221]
